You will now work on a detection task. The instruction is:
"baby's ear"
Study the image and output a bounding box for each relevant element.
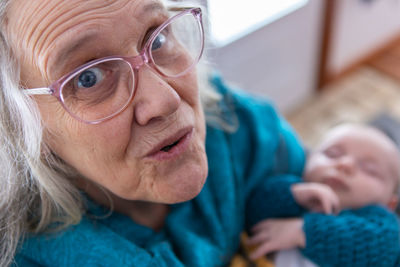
[387,195,398,211]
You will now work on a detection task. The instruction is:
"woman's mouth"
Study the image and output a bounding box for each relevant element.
[161,139,181,152]
[146,127,193,161]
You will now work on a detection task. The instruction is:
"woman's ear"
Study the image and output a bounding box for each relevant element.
[387,195,398,211]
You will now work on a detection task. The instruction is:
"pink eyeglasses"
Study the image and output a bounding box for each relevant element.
[24,7,204,124]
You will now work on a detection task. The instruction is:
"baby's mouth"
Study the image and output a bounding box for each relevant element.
[324,177,349,191]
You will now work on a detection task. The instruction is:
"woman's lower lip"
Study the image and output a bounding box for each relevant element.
[148,129,193,161]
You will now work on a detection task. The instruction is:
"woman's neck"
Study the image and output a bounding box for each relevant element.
[112,197,170,230]
[80,180,169,231]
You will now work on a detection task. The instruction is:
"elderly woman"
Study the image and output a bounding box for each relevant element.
[0,0,306,266]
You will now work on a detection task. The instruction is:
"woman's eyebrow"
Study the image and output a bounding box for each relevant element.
[51,1,165,74]
[52,32,98,73]
[139,1,165,17]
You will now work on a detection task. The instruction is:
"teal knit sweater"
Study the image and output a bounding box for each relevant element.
[14,76,305,266]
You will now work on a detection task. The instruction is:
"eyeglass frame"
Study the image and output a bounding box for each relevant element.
[23,7,204,125]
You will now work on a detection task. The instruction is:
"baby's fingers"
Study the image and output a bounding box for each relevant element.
[246,231,270,246]
[331,193,341,214]
[320,197,333,214]
[249,242,276,260]
[251,219,274,233]
[322,189,341,214]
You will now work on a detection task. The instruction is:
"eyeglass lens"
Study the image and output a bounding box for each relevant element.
[60,11,202,123]
[151,12,203,77]
[61,59,134,122]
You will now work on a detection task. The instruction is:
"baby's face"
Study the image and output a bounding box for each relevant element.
[304,124,400,210]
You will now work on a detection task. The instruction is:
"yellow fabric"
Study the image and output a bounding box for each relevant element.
[229,233,275,267]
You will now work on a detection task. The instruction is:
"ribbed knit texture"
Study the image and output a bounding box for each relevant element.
[302,206,400,267]
[13,75,305,267]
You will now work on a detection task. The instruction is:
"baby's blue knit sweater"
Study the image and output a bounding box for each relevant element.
[247,175,400,267]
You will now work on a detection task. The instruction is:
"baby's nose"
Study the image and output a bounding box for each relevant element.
[335,156,356,175]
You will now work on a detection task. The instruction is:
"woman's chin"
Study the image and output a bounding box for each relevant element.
[152,138,208,204]
[153,150,208,203]
[162,163,208,204]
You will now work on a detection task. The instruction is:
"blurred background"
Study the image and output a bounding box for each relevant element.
[204,0,400,147]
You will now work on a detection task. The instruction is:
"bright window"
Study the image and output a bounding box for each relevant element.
[208,0,309,46]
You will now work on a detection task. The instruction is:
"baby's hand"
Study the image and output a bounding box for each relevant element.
[247,218,305,260]
[291,183,340,214]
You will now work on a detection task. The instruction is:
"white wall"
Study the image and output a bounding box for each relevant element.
[328,0,400,76]
[207,0,324,113]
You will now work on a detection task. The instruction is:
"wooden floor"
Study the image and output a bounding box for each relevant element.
[369,41,400,82]
[286,45,400,148]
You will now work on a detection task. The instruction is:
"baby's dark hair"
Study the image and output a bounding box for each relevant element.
[368,114,400,195]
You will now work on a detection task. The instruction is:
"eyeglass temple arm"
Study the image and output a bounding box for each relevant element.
[23,87,52,95]
[168,7,198,12]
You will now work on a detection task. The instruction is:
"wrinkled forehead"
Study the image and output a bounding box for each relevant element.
[5,0,138,39]
[5,0,161,24]
[5,0,164,44]
[4,0,165,81]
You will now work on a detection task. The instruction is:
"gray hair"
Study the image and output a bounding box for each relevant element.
[0,1,225,266]
[0,2,85,266]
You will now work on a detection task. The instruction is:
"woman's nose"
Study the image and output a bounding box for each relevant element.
[133,66,181,125]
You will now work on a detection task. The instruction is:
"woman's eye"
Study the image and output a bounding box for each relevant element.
[77,67,104,89]
[151,32,167,51]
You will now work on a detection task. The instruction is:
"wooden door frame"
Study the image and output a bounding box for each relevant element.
[317,0,336,90]
[317,0,400,90]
